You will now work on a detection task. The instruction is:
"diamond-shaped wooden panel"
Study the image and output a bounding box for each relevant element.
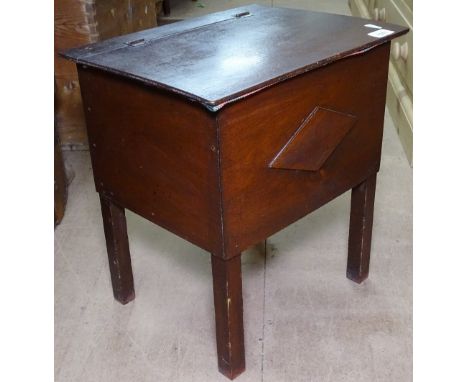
[270,106,356,171]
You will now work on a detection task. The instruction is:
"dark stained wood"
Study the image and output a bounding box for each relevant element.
[211,255,245,380]
[62,4,408,110]
[347,173,377,283]
[217,43,390,256]
[99,194,135,304]
[77,67,223,255]
[270,106,357,172]
[62,6,409,379]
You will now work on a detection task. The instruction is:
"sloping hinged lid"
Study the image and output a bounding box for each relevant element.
[62,4,409,111]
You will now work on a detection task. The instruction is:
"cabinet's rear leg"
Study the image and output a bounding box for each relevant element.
[99,194,135,304]
[347,174,377,284]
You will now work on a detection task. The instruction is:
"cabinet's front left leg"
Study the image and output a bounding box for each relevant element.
[99,194,135,304]
[347,173,377,284]
[211,254,245,380]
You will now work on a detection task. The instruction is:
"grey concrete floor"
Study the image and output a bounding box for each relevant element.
[55,1,412,381]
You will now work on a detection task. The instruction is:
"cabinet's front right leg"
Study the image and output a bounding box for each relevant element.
[211,254,245,380]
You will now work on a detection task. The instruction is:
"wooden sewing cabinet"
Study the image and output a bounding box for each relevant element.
[63,5,408,379]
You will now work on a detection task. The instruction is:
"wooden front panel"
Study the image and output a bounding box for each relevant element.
[218,43,391,255]
[77,67,222,253]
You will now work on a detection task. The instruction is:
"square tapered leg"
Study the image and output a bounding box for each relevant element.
[211,254,245,379]
[99,194,135,304]
[347,173,377,284]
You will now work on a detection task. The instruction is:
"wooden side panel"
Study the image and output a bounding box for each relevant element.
[77,67,222,254]
[218,44,391,255]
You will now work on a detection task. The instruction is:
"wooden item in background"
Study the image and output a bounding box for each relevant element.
[54,0,159,147]
[162,0,199,16]
[54,125,68,226]
[162,0,170,15]
[55,77,68,226]
[63,5,408,379]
